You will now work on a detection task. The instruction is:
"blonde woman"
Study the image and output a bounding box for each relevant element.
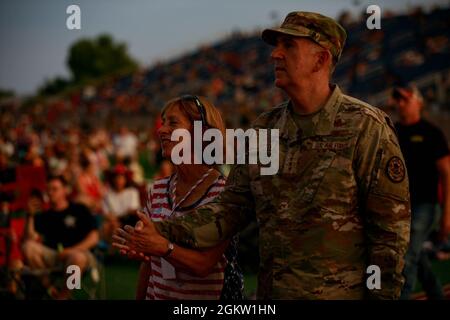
[113,95,243,300]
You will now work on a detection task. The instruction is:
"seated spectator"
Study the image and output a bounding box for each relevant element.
[123,156,145,186]
[0,192,24,297]
[22,176,99,299]
[0,152,15,185]
[102,166,140,241]
[113,126,138,159]
[76,153,104,214]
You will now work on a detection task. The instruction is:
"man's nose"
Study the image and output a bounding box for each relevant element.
[271,45,284,61]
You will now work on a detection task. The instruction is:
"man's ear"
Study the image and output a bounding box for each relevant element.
[312,49,331,73]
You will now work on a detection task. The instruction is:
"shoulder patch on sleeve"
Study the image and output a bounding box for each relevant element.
[385,156,406,183]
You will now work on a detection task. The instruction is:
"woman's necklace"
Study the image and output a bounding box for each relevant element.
[169,167,214,216]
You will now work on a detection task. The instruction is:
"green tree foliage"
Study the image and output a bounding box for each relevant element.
[37,34,138,96]
[38,77,71,96]
[67,34,138,83]
[0,89,15,99]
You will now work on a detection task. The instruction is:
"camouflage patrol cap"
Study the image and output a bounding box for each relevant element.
[262,11,347,61]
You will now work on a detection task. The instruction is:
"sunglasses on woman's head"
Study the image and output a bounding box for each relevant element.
[180,95,208,127]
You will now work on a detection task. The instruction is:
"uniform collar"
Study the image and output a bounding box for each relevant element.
[276,84,342,143]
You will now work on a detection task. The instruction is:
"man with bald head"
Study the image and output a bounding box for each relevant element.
[119,11,411,300]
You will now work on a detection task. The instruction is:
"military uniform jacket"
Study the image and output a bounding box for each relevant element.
[156,85,411,300]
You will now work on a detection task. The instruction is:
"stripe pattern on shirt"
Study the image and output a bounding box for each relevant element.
[144,175,227,300]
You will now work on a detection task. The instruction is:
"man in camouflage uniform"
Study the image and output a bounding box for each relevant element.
[130,12,411,299]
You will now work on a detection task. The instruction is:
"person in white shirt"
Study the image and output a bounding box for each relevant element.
[113,126,138,159]
[102,166,140,241]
